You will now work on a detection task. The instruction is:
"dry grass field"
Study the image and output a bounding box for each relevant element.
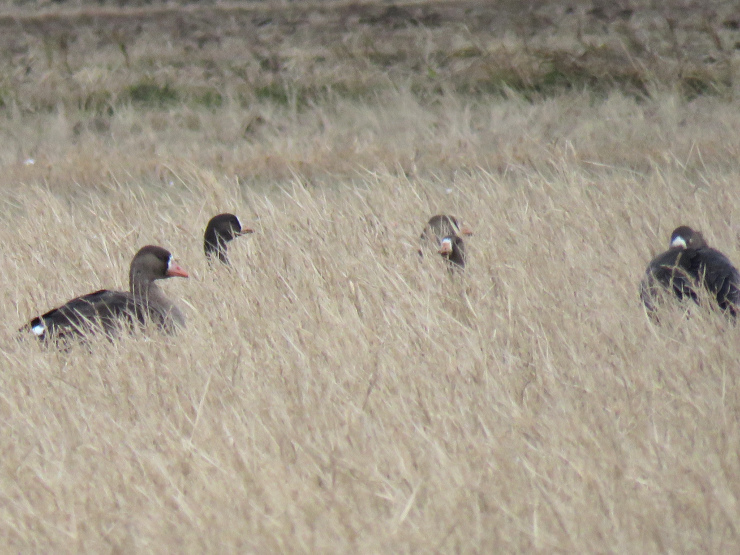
[1,0,740,552]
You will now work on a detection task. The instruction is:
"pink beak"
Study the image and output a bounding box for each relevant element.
[438,243,453,255]
[167,262,189,278]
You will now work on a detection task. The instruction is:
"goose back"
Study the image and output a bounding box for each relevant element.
[641,226,740,317]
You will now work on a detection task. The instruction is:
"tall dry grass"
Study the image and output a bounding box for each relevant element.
[0,84,740,551]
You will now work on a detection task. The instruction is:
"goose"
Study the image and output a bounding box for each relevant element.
[204,213,254,264]
[438,234,466,270]
[419,214,472,269]
[24,245,189,342]
[640,226,740,317]
[420,214,473,247]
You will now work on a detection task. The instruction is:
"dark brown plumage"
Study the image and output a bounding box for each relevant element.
[438,234,466,270]
[204,213,253,264]
[420,215,473,246]
[640,226,740,318]
[419,214,472,270]
[24,245,189,342]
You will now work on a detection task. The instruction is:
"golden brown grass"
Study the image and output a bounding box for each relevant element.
[1,1,740,552]
[3,89,740,551]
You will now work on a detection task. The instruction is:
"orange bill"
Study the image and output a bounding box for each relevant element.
[167,261,189,278]
[438,240,453,255]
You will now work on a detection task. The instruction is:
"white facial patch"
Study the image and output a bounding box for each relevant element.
[235,216,242,231]
[167,255,173,271]
[32,322,45,336]
[671,236,687,249]
[440,238,453,253]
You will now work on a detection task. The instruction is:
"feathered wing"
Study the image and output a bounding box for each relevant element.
[27,289,148,341]
[640,247,740,317]
[693,248,740,315]
[640,250,699,313]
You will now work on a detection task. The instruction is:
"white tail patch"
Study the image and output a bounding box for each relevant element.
[32,322,45,336]
[671,236,687,249]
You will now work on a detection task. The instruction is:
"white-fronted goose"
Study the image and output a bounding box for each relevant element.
[24,245,189,342]
[438,234,466,270]
[640,225,740,317]
[204,213,254,264]
[419,214,472,269]
[420,214,473,247]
